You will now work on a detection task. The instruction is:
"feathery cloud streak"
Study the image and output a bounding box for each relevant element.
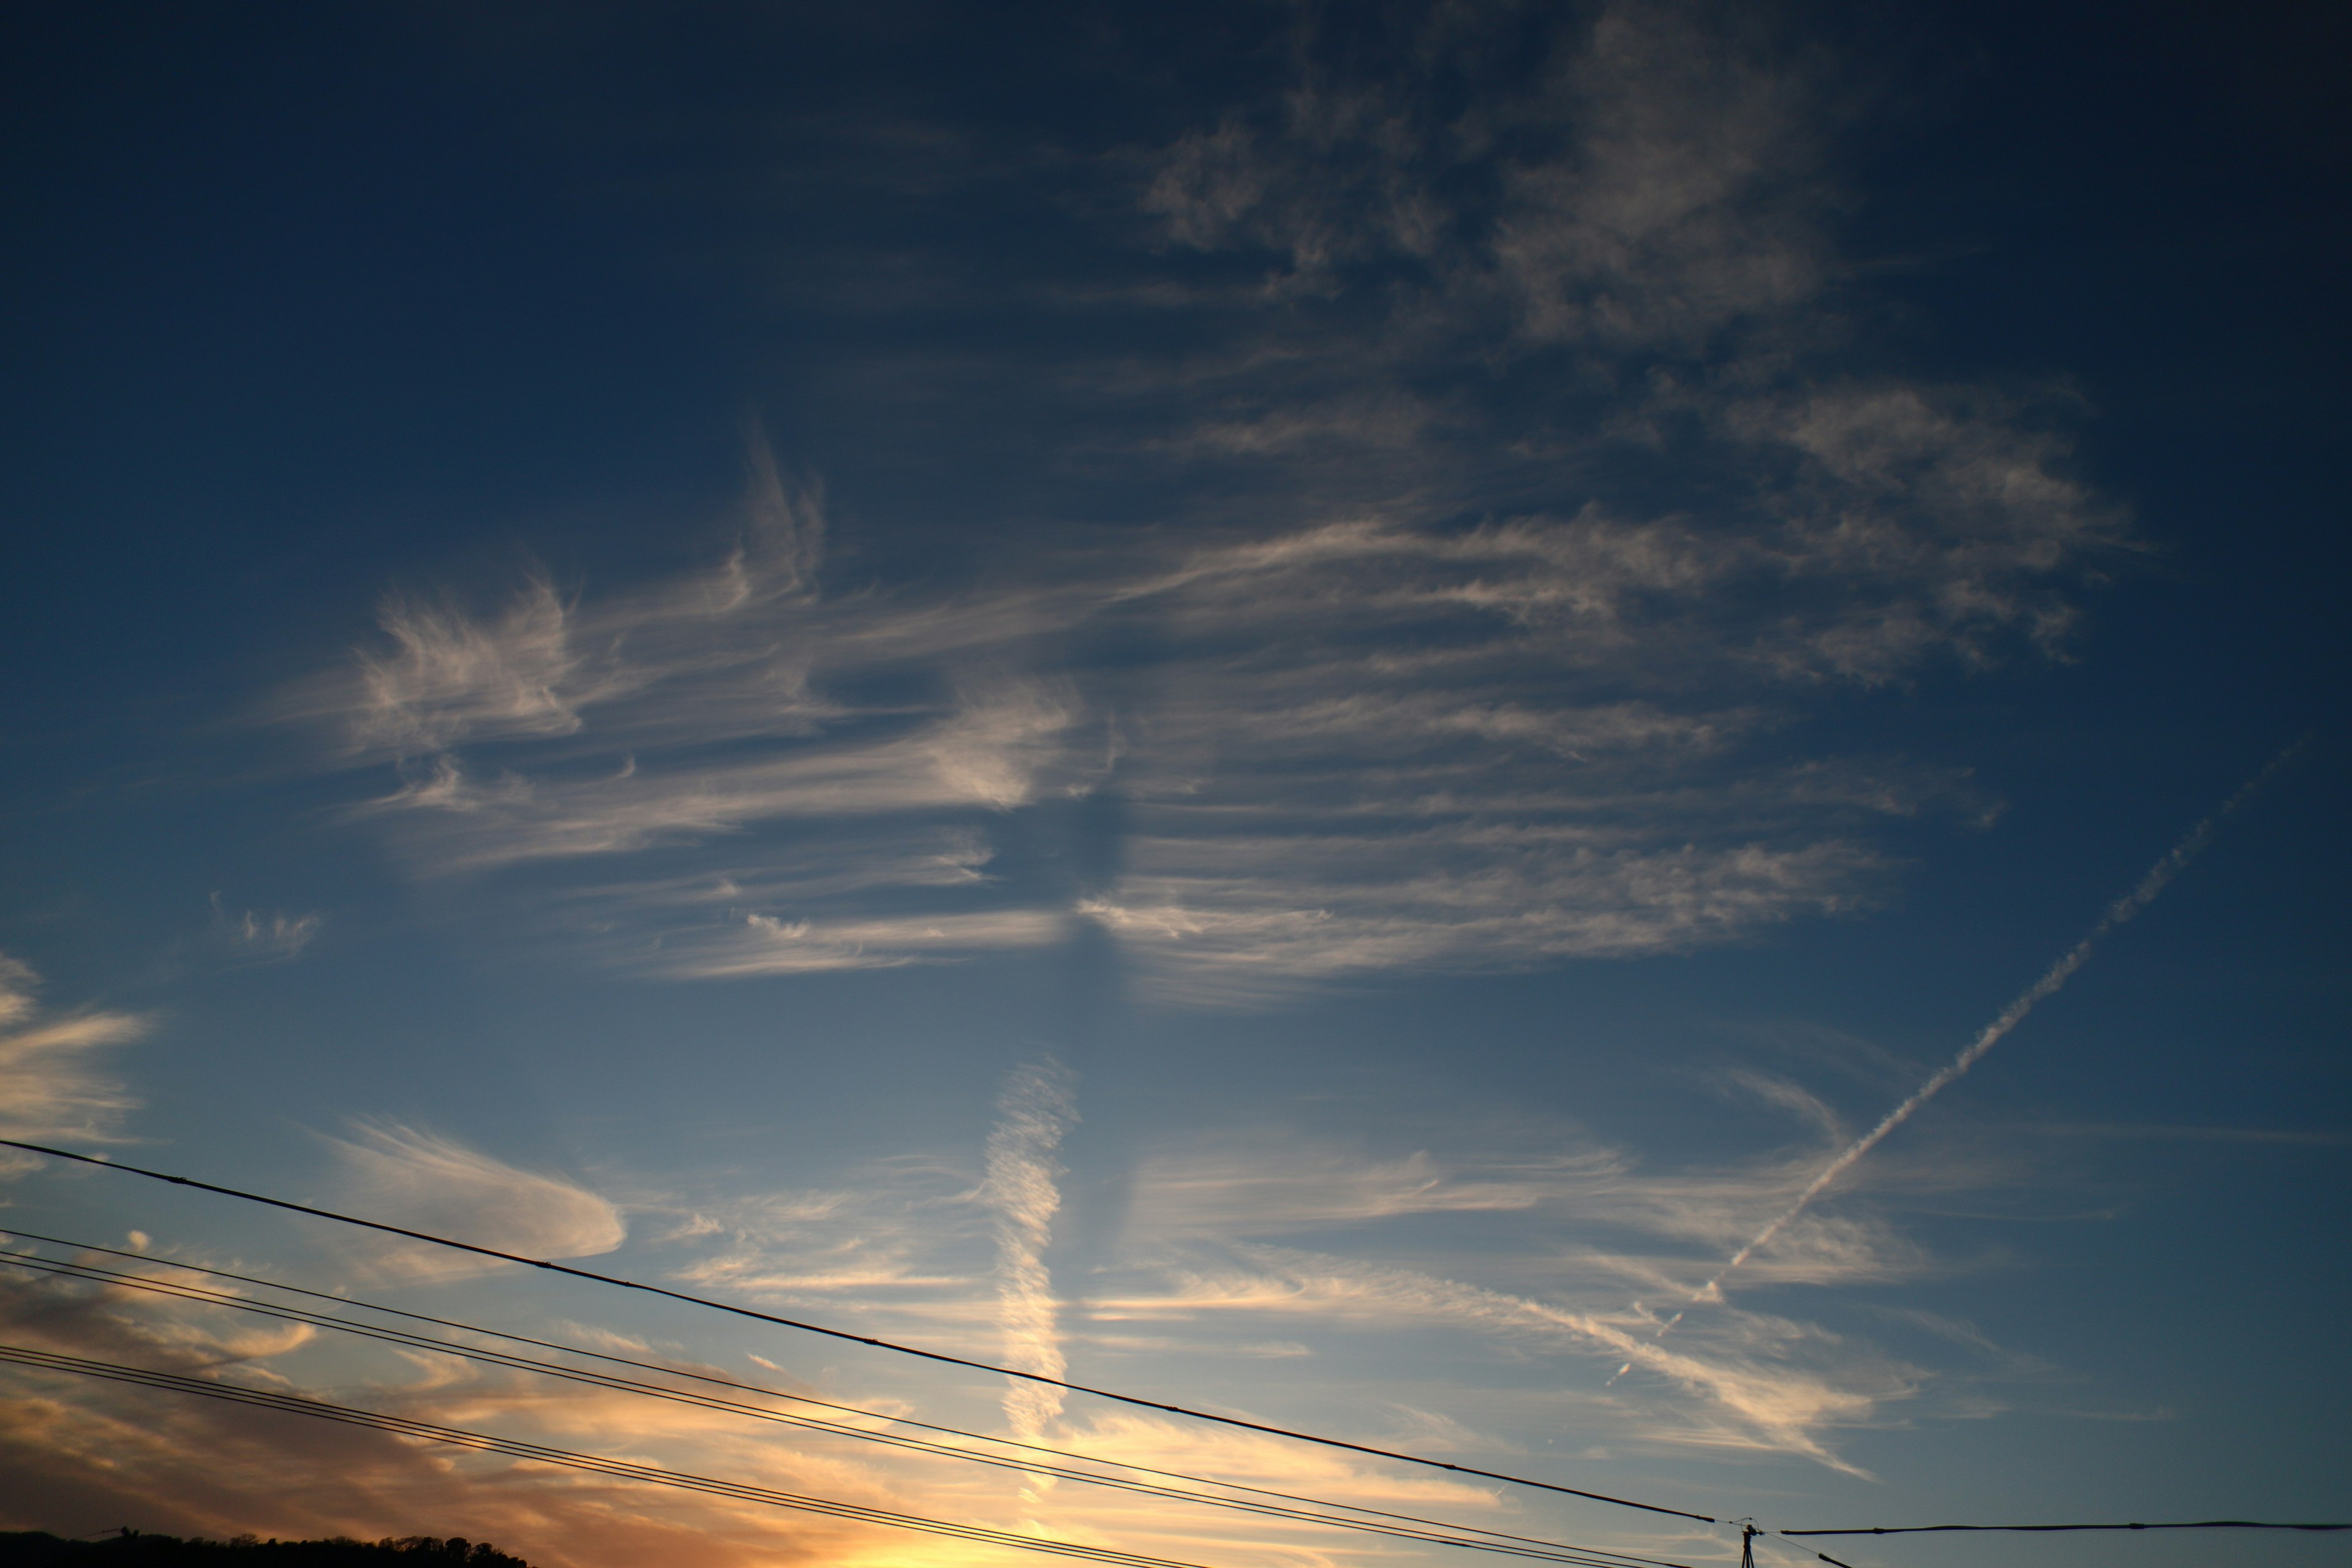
[0,1072,2109,1549]
[279,4,2124,1001]
[210,896,325,963]
[0,956,149,1170]
[320,1123,627,1278]
[982,1059,1079,1521]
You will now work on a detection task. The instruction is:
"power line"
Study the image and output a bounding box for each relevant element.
[0,1342,1211,1568]
[1782,1521,2352,1537]
[0,1233,1637,1562]
[5,1228,1624,1561]
[0,1244,1689,1568]
[0,1138,1715,1525]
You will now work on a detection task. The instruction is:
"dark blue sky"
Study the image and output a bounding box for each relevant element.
[2,6,2346,1567]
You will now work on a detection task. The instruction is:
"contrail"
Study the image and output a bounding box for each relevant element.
[982,1057,1080,1505]
[1651,737,2310,1340]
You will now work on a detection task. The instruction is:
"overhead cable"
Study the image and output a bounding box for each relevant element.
[4,1228,1608,1557]
[1782,1520,2352,1537]
[0,1138,1714,1525]
[0,1241,1646,1561]
[0,1246,1686,1568]
[0,1342,1212,1568]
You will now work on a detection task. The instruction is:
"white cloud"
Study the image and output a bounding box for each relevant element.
[655,910,1069,979]
[320,1123,625,1274]
[655,1157,993,1315]
[1088,1243,1907,1471]
[210,895,324,963]
[285,473,2044,998]
[1079,1114,2068,1468]
[277,3,2120,1005]
[0,1095,2065,1542]
[981,1058,1077,1476]
[1121,1141,1600,1241]
[0,954,149,1169]
[1488,4,1833,350]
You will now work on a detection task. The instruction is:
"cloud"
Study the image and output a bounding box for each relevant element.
[980,1060,1077,1453]
[1667,742,2310,1325]
[1115,1121,1953,1296]
[0,955,150,1169]
[647,910,1067,979]
[0,1253,317,1377]
[632,1120,1940,1476]
[0,1239,1605,1568]
[1087,1243,1906,1472]
[284,473,2045,1000]
[1147,2,1833,347]
[0,1255,902,1568]
[210,895,324,963]
[1084,831,1887,1005]
[350,576,592,758]
[655,1157,993,1316]
[1121,1139,1610,1240]
[320,1124,625,1275]
[0,1098,2057,1547]
[275,3,2120,1006]
[1082,1115,2082,1468]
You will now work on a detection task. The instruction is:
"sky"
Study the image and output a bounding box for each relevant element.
[1,3,2347,1567]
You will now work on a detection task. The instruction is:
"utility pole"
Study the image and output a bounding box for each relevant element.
[1738,1520,1758,1567]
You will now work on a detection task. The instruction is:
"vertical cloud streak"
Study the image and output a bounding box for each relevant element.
[981,1058,1079,1481]
[1663,737,2312,1331]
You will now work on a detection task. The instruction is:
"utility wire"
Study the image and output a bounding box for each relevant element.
[0,1342,1213,1568]
[0,1235,1638,1562]
[0,1246,1687,1568]
[0,1138,1714,1525]
[1782,1521,2352,1537]
[4,1227,1614,1559]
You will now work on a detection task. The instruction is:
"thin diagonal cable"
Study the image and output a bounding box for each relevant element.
[0,1138,1713,1525]
[0,1251,1684,1568]
[0,1343,1207,1568]
[0,1345,1691,1568]
[1781,1521,2351,1537]
[0,1229,1669,1565]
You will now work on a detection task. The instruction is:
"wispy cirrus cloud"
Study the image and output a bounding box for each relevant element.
[980,1060,1077,1458]
[0,1233,1667,1568]
[1089,1243,1910,1472]
[273,2,2119,1005]
[280,469,2070,1000]
[1080,1106,2080,1469]
[319,1123,625,1277]
[209,895,325,963]
[655,1156,993,1317]
[0,955,150,1169]
[0,1092,2075,1555]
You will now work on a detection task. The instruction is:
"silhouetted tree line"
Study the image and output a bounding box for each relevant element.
[0,1533,532,1568]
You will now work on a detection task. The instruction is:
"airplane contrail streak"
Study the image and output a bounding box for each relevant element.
[984,1056,1079,1510]
[1654,737,2310,1338]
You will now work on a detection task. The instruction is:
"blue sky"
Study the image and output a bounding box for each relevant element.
[1,4,2346,1567]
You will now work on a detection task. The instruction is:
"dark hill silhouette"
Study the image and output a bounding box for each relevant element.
[0,1534,532,1568]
